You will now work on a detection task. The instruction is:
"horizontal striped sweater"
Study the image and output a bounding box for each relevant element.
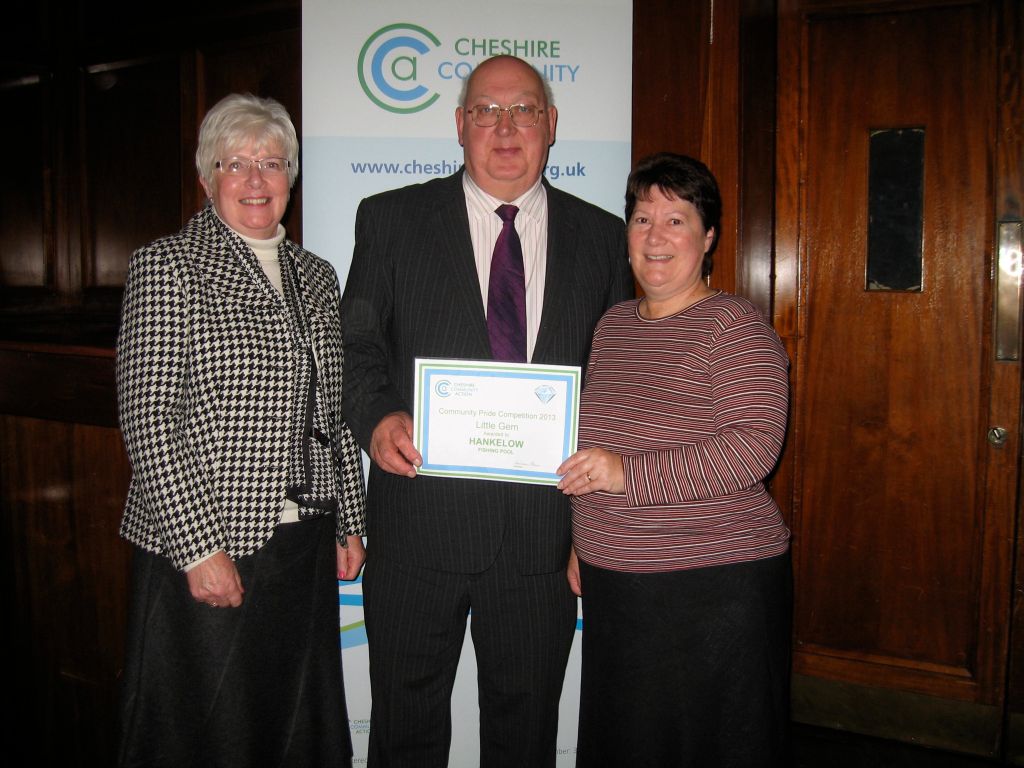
[572,293,791,572]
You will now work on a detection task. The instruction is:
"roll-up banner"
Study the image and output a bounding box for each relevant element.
[302,1,632,763]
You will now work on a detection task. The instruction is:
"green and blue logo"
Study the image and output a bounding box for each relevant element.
[358,23,442,114]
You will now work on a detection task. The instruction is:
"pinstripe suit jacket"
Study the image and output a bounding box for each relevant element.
[117,206,366,570]
[341,171,631,574]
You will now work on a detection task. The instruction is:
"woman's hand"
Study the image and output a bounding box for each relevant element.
[567,546,582,597]
[186,550,245,608]
[337,535,366,581]
[556,448,626,496]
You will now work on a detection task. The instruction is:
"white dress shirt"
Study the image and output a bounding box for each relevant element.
[462,173,548,362]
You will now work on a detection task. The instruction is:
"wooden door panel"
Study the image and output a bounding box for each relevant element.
[776,2,1017,748]
[797,3,991,688]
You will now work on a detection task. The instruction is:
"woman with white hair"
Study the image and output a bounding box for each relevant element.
[116,92,365,767]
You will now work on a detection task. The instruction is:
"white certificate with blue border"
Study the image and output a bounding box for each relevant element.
[413,358,581,485]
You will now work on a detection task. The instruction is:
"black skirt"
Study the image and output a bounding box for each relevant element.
[576,553,792,768]
[118,514,353,768]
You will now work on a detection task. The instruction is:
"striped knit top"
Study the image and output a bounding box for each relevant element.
[571,293,791,573]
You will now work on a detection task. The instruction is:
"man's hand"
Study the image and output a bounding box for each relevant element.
[186,550,245,608]
[337,535,367,580]
[370,411,422,478]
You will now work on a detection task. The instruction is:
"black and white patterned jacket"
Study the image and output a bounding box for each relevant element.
[116,205,366,569]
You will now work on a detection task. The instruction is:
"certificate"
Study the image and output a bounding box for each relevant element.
[413,358,581,485]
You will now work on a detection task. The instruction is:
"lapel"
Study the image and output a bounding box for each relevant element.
[533,182,578,362]
[288,243,329,317]
[189,207,281,312]
[289,243,336,358]
[433,171,491,354]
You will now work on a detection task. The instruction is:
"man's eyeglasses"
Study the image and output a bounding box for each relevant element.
[465,104,545,128]
[215,157,291,176]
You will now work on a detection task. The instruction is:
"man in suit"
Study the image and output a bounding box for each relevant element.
[341,55,632,768]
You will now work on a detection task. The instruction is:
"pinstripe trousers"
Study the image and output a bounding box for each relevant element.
[362,544,578,768]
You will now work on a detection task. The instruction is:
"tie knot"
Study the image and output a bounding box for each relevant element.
[495,204,519,224]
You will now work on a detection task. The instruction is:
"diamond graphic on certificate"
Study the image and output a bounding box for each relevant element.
[534,385,556,404]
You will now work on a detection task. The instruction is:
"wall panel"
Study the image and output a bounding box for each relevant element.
[83,57,184,290]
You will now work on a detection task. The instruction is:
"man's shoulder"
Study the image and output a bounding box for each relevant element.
[360,171,463,212]
[545,182,623,228]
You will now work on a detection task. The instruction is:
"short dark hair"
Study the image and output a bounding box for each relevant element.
[625,152,722,277]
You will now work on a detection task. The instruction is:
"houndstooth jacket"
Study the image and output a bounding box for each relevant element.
[116,205,366,570]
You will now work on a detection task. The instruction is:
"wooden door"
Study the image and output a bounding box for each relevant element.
[774,0,1022,756]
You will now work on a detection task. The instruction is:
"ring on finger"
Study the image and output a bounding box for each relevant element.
[586,472,592,481]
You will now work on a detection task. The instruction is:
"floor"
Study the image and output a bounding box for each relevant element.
[791,724,1002,767]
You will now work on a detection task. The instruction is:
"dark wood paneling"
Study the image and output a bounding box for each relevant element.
[0,0,302,348]
[737,0,777,316]
[200,29,304,241]
[1,413,132,765]
[797,3,994,681]
[632,0,777,303]
[792,674,1001,756]
[0,4,303,764]
[83,57,184,290]
[774,0,1021,757]
[0,76,49,289]
[0,344,118,427]
[632,0,711,164]
[999,0,1024,762]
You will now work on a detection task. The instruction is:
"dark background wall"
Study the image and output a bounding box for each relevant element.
[1,2,304,763]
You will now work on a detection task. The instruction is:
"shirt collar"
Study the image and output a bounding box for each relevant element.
[463,172,545,226]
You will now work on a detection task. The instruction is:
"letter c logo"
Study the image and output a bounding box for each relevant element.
[358,24,442,114]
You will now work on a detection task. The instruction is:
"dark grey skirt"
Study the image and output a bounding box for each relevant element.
[118,514,353,768]
[576,552,792,768]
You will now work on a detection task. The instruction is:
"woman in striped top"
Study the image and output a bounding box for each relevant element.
[557,152,791,767]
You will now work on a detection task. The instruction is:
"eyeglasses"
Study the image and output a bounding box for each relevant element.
[466,104,545,128]
[215,156,291,176]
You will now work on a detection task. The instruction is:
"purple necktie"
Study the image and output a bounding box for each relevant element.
[487,204,527,362]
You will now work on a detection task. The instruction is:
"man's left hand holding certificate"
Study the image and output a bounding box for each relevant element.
[412,358,581,485]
